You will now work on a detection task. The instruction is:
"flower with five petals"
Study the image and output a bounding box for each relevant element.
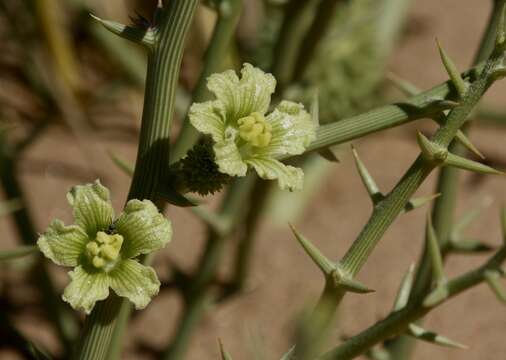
[37,180,172,314]
[189,63,316,191]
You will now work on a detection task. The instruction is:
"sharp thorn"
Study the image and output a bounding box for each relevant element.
[393,263,416,311]
[407,323,468,349]
[289,224,335,276]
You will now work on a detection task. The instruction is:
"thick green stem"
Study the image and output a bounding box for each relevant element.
[75,2,199,359]
[386,3,505,357]
[170,0,244,162]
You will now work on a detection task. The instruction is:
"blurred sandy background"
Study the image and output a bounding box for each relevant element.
[1,0,506,359]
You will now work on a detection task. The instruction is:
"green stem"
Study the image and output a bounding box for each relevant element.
[270,0,313,89]
[299,61,483,156]
[161,176,255,360]
[295,282,342,360]
[297,27,503,360]
[292,0,342,82]
[0,245,39,261]
[170,0,244,163]
[230,180,271,290]
[341,49,501,276]
[0,139,77,355]
[322,245,506,359]
[163,292,214,360]
[75,2,199,359]
[386,3,505,357]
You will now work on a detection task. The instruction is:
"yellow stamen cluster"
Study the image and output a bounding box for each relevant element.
[86,231,123,269]
[237,112,272,147]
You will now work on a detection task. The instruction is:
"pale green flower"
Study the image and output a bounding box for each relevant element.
[189,63,316,191]
[37,180,172,314]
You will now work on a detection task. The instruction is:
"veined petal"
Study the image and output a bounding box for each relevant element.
[261,101,316,157]
[214,136,248,177]
[66,180,114,237]
[38,220,88,267]
[208,63,276,121]
[62,266,110,314]
[245,157,304,191]
[109,259,160,310]
[188,100,226,143]
[115,199,172,259]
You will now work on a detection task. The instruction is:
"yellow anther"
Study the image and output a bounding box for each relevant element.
[87,231,124,269]
[238,112,272,147]
[256,132,272,147]
[109,234,124,248]
[101,244,120,261]
[86,241,100,256]
[92,256,105,268]
[96,231,108,244]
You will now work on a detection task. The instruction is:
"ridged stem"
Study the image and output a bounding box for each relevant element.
[294,24,504,360]
[386,2,506,357]
[75,2,199,359]
[341,50,501,276]
[299,61,483,156]
[322,245,506,359]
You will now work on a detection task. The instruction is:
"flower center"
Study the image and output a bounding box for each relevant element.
[86,231,124,270]
[237,112,272,147]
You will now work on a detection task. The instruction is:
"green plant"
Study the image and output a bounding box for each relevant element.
[1,1,506,360]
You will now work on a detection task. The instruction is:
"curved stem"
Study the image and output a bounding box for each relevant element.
[75,2,199,359]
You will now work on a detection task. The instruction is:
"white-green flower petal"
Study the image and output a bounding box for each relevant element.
[188,100,226,143]
[115,199,172,259]
[260,101,316,157]
[245,157,303,191]
[214,136,248,177]
[66,180,114,237]
[208,63,276,120]
[38,220,88,267]
[109,259,160,310]
[62,266,110,314]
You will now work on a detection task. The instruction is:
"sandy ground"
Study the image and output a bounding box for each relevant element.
[1,0,506,359]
